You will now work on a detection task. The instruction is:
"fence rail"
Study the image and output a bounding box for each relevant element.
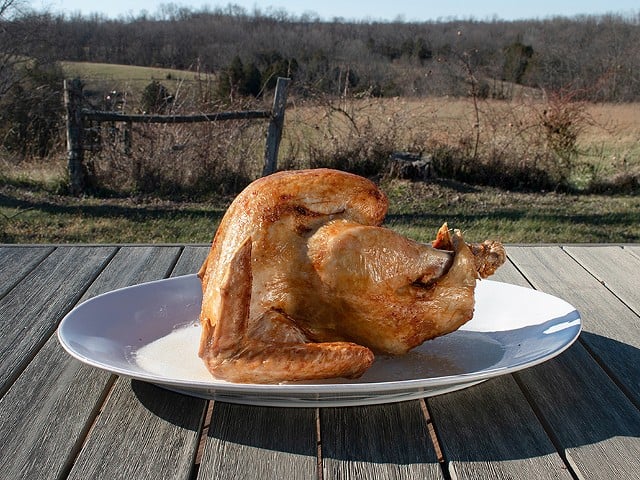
[81,110,272,123]
[64,77,290,195]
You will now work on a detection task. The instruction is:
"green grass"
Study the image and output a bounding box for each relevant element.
[3,66,638,244]
[2,166,639,244]
[60,61,210,106]
[0,187,226,244]
[381,179,640,244]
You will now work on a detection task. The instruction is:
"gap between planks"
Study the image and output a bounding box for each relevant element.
[59,374,119,479]
[511,373,583,480]
[190,400,447,480]
[191,400,215,479]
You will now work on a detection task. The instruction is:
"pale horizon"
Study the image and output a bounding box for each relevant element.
[32,0,640,22]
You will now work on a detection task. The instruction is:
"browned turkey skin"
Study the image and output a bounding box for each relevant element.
[197,168,505,383]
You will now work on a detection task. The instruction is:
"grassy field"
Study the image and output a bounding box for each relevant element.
[60,61,212,107]
[58,61,640,185]
[2,157,639,244]
[2,63,639,244]
[281,97,640,188]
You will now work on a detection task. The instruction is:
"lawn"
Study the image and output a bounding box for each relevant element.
[1,161,638,244]
[60,61,210,107]
[2,71,638,245]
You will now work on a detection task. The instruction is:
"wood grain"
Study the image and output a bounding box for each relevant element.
[2,244,640,480]
[508,246,640,402]
[0,246,115,395]
[67,380,205,480]
[563,245,640,315]
[199,402,318,479]
[171,245,209,276]
[508,245,640,479]
[429,376,574,480]
[0,246,184,479]
[320,401,443,480]
[65,246,210,480]
[0,246,53,299]
[427,257,573,479]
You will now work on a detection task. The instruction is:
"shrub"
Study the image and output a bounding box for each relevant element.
[537,92,588,184]
[85,117,263,198]
[140,81,173,113]
[294,97,398,177]
[0,62,65,157]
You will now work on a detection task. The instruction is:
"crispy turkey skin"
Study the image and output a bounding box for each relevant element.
[197,168,505,383]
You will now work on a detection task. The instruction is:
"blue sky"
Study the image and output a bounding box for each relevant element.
[34,1,640,22]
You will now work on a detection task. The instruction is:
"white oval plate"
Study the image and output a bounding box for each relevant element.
[57,275,581,407]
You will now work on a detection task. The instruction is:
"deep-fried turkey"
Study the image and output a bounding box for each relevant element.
[197,168,505,383]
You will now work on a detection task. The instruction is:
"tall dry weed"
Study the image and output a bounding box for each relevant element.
[280,95,420,176]
[82,83,637,196]
[423,92,607,191]
[86,119,265,197]
[83,83,269,197]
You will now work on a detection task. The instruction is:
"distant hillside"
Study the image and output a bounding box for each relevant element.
[60,61,210,107]
[11,7,640,102]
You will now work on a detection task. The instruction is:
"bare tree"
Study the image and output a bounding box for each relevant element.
[1,1,25,96]
[0,0,48,98]
[1,1,66,158]
[4,4,640,102]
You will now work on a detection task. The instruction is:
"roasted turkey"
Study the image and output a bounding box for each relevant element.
[197,168,505,383]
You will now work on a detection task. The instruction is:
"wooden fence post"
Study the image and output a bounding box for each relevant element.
[262,77,290,176]
[64,79,85,195]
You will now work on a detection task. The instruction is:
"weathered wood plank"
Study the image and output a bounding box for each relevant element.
[64,246,210,480]
[171,245,209,276]
[0,246,184,480]
[83,109,270,123]
[516,342,640,480]
[0,246,115,396]
[3,243,639,480]
[625,245,640,259]
[0,334,116,479]
[262,76,290,175]
[0,246,54,299]
[508,246,640,402]
[429,376,573,480]
[199,403,318,479]
[507,245,640,479]
[563,245,640,315]
[65,78,86,194]
[321,401,443,480]
[67,380,204,480]
[427,256,573,479]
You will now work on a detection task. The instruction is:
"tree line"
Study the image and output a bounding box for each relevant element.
[3,2,640,101]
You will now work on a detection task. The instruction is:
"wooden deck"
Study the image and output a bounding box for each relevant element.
[1,244,639,479]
